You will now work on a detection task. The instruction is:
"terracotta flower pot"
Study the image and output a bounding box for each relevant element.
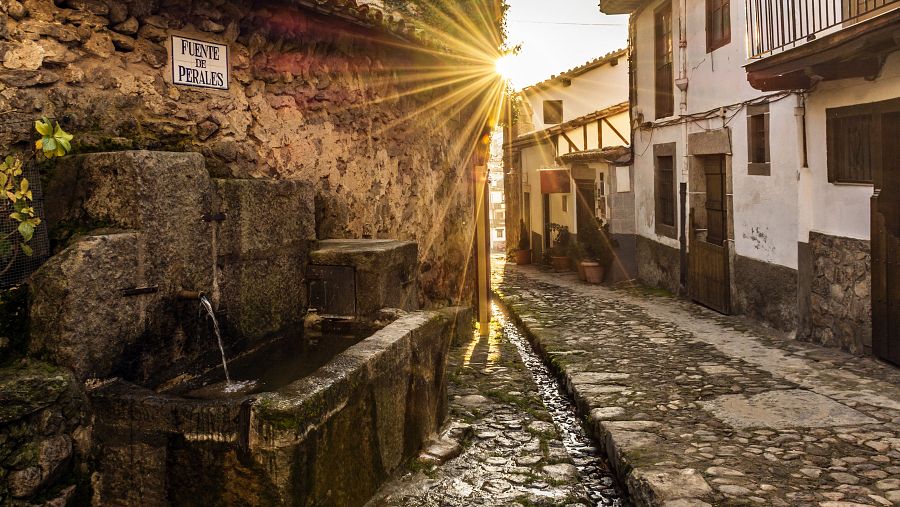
[550,255,570,272]
[581,261,604,284]
[515,249,532,265]
[576,261,587,281]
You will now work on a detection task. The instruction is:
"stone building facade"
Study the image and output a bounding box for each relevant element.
[0,0,481,307]
[0,0,498,504]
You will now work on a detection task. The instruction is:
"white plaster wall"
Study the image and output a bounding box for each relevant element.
[631,0,807,269]
[799,52,900,242]
[554,111,631,157]
[524,60,629,132]
[632,125,682,250]
[730,100,801,268]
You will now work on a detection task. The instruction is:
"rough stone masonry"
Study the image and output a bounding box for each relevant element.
[0,0,479,307]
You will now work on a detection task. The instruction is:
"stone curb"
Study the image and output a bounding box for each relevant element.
[493,291,712,507]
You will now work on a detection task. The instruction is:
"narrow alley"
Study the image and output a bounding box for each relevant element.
[491,259,900,506]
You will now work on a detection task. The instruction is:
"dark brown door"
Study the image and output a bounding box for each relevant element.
[542,194,551,254]
[575,179,596,244]
[689,155,731,314]
[873,111,900,365]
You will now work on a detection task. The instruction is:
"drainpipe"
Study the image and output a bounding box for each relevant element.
[677,0,690,293]
[625,14,638,165]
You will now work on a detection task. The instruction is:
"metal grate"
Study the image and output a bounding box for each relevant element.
[746,0,899,59]
[0,114,51,289]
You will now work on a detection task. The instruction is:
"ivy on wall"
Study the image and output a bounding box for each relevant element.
[0,117,73,278]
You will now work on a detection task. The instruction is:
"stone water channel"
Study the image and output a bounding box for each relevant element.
[370,300,630,507]
[493,302,629,507]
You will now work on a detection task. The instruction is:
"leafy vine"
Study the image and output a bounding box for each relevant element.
[0,117,74,278]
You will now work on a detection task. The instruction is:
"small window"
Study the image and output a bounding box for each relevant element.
[496,229,504,238]
[706,0,731,52]
[543,100,563,124]
[597,173,607,219]
[654,2,674,119]
[657,156,675,227]
[654,143,677,238]
[747,104,770,175]
[562,195,568,212]
[827,109,873,184]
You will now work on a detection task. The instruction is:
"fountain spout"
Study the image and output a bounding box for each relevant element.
[177,289,205,300]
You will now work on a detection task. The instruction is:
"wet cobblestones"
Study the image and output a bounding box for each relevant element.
[368,304,624,506]
[494,261,900,507]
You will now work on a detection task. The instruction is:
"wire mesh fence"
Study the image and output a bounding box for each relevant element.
[0,113,51,289]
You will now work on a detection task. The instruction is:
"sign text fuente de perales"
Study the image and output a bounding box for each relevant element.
[171,35,229,90]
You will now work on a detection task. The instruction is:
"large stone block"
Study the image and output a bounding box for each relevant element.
[309,239,418,318]
[45,151,214,298]
[217,255,306,340]
[212,178,314,341]
[212,178,315,261]
[29,233,149,379]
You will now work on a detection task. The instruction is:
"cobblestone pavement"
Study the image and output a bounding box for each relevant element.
[368,306,625,506]
[493,260,900,507]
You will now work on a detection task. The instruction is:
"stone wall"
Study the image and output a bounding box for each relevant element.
[636,235,681,294]
[801,231,871,355]
[0,363,90,506]
[731,253,798,332]
[31,151,317,382]
[0,0,478,308]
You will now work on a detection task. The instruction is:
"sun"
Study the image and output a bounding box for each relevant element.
[494,53,518,82]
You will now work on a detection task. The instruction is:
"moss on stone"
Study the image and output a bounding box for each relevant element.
[0,286,29,364]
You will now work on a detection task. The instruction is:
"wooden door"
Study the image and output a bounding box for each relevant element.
[873,111,900,365]
[575,179,596,243]
[542,194,551,254]
[689,155,731,314]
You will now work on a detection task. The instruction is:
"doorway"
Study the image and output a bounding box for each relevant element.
[873,110,900,365]
[542,194,551,256]
[689,154,731,314]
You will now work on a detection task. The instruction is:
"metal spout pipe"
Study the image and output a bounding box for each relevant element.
[176,290,205,300]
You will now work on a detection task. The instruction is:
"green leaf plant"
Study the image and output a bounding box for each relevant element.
[0,117,74,279]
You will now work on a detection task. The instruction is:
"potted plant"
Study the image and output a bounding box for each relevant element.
[548,223,571,272]
[514,219,531,265]
[579,218,616,284]
[569,240,587,281]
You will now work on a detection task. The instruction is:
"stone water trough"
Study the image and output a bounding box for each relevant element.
[89,306,469,506]
[22,151,469,506]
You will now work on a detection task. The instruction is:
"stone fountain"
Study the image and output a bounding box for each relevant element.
[21,150,468,505]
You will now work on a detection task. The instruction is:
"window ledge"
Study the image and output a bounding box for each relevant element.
[828,180,874,187]
[748,162,770,176]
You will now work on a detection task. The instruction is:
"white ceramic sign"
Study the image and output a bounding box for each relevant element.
[171,35,229,90]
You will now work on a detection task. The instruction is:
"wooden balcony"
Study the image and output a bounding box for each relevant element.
[746,0,898,59]
[745,2,900,90]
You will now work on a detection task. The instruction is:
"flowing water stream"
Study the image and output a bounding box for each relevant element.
[493,302,628,507]
[199,294,230,384]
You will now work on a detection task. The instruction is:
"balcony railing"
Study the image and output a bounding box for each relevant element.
[746,0,898,58]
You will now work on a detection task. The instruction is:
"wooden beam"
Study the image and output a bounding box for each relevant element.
[603,117,629,145]
[583,124,588,150]
[560,131,580,152]
[597,120,603,148]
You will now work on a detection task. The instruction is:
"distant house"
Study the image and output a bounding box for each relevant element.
[600,0,899,362]
[505,49,635,279]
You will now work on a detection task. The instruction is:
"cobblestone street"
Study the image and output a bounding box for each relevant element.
[493,259,900,506]
[369,305,625,506]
